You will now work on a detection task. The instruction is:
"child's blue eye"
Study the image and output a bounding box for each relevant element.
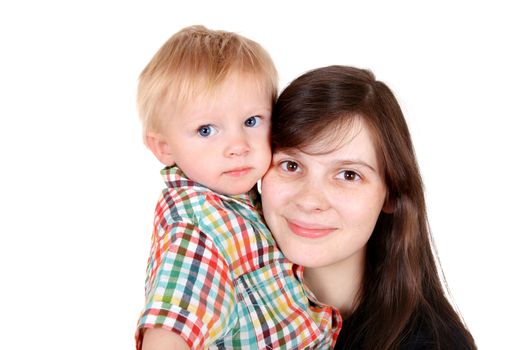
[197,125,218,137]
[244,115,261,127]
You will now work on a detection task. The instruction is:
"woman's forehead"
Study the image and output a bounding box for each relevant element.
[298,117,369,155]
[277,118,382,172]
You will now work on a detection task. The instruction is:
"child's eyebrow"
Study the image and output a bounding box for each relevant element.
[246,107,272,116]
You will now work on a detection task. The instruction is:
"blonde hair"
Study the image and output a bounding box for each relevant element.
[137,25,278,140]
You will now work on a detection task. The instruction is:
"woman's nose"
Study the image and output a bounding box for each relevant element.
[294,181,330,212]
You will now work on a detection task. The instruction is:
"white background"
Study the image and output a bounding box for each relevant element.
[1,1,523,349]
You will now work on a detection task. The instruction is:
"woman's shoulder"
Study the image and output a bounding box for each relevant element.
[334,310,474,350]
[398,319,435,350]
[399,314,474,350]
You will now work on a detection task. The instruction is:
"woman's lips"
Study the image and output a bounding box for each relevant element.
[286,219,336,239]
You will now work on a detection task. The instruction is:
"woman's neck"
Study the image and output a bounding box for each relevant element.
[303,250,365,318]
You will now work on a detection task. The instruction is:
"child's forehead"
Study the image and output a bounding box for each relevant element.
[175,71,271,105]
[165,72,272,122]
[204,71,270,95]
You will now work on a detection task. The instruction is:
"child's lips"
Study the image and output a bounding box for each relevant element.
[223,167,252,177]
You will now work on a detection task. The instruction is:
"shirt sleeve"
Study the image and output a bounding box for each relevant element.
[136,219,236,349]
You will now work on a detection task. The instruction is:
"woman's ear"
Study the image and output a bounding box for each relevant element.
[145,132,175,166]
[382,193,395,214]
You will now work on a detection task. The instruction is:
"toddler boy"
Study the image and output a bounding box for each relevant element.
[136,25,340,349]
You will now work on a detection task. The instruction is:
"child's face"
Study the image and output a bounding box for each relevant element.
[160,73,272,195]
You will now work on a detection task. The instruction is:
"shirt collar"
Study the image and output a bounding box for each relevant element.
[294,265,335,308]
[161,165,258,209]
[295,265,343,340]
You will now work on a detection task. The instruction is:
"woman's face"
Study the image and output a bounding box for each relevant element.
[261,119,389,269]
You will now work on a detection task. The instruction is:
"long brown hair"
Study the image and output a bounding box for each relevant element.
[272,65,476,349]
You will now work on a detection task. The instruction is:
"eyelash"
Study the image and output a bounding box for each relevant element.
[245,115,262,127]
[335,170,361,182]
[278,160,301,173]
[278,160,362,182]
[197,124,218,137]
[196,115,263,137]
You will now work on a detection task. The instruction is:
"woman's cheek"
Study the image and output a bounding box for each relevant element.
[262,172,287,219]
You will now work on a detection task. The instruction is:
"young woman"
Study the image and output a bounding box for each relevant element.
[261,65,476,349]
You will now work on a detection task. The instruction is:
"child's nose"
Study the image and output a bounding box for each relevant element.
[225,135,250,157]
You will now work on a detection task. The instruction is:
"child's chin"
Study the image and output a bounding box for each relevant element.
[220,184,255,196]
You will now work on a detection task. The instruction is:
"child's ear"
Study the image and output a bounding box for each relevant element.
[145,132,175,166]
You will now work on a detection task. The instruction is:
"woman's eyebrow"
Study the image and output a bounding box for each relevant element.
[273,149,302,157]
[335,159,377,173]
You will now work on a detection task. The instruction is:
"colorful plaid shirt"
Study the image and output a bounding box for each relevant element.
[136,166,341,349]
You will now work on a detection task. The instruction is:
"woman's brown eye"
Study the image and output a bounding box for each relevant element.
[344,171,356,180]
[279,161,299,172]
[287,162,298,171]
[337,170,361,181]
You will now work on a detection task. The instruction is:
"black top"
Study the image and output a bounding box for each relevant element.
[334,312,472,350]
